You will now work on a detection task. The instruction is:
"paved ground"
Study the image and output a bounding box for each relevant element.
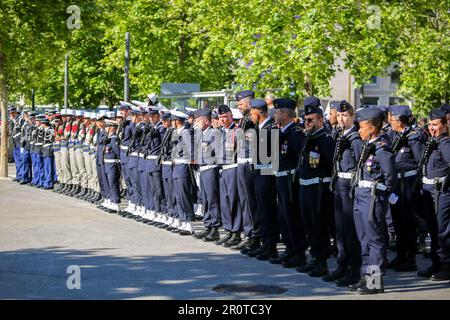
[1,165,449,300]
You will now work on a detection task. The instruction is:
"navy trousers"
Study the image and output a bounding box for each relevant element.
[219,167,242,232]
[162,165,176,217]
[173,176,194,222]
[43,156,55,189]
[237,163,258,237]
[199,167,221,228]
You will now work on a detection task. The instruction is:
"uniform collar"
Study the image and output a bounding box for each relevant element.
[258,118,270,130]
[281,121,294,133]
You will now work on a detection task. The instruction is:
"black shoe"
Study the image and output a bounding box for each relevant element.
[322,266,348,282]
[348,276,366,292]
[357,284,385,295]
[247,246,265,258]
[336,269,361,287]
[256,247,278,261]
[203,228,220,242]
[282,255,307,268]
[241,238,261,255]
[194,228,211,240]
[430,264,450,281]
[269,251,292,264]
[394,259,417,272]
[308,260,329,277]
[418,262,441,277]
[231,237,252,250]
[223,233,242,247]
[179,229,194,236]
[296,261,315,273]
[215,231,232,245]
[387,255,406,269]
[19,180,28,185]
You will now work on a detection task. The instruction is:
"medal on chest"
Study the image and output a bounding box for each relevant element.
[281,140,288,155]
[309,150,320,168]
[366,155,374,172]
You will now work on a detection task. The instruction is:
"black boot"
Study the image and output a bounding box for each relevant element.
[223,233,241,247]
[269,250,292,264]
[69,185,80,197]
[308,259,329,277]
[322,265,348,282]
[203,228,220,242]
[76,188,87,199]
[247,245,265,258]
[61,184,72,195]
[430,263,450,281]
[231,237,252,250]
[357,275,384,295]
[336,268,361,287]
[241,238,261,255]
[215,231,232,245]
[256,246,278,261]
[348,276,366,292]
[418,262,441,277]
[282,255,307,268]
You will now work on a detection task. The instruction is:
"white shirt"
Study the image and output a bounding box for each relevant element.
[258,118,270,130]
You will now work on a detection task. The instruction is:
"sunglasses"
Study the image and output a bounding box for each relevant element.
[305,118,316,123]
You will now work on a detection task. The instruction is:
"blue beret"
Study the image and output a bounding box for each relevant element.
[429,108,446,121]
[218,104,231,115]
[249,99,268,111]
[194,108,212,118]
[440,103,450,114]
[329,101,340,109]
[305,105,323,116]
[388,105,411,118]
[336,100,353,113]
[356,107,385,122]
[273,98,296,110]
[304,96,321,108]
[376,105,388,116]
[235,90,255,101]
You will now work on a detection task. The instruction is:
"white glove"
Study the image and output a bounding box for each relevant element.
[389,193,399,205]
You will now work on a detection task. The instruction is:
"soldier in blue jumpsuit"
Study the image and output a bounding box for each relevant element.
[349,107,397,294]
[246,99,280,260]
[234,90,260,251]
[95,113,109,207]
[296,96,336,277]
[193,108,222,241]
[18,111,34,184]
[215,105,242,247]
[386,105,426,272]
[102,120,121,213]
[8,106,24,182]
[418,109,450,281]
[270,98,308,268]
[325,100,362,286]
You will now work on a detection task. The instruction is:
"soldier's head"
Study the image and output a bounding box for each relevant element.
[336,100,354,130]
[147,93,159,107]
[8,105,18,118]
[236,90,255,115]
[440,104,450,126]
[428,108,448,138]
[328,101,339,126]
[303,97,324,132]
[148,107,161,124]
[218,105,233,128]
[193,109,212,130]
[356,107,384,141]
[211,110,221,129]
[249,99,268,125]
[161,112,171,128]
[265,92,275,108]
[170,110,188,129]
[273,98,297,127]
[388,105,411,132]
[105,120,118,135]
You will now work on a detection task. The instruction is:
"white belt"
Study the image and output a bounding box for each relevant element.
[274,169,296,177]
[174,159,191,165]
[222,163,238,170]
[104,159,120,163]
[138,153,145,158]
[199,165,218,172]
[120,145,129,150]
[34,143,43,146]
[237,158,253,164]
[130,152,139,157]
[338,172,353,179]
[13,133,21,138]
[299,177,331,186]
[162,161,173,166]
[397,169,418,179]
[43,144,53,148]
[422,176,446,185]
[254,164,272,170]
[358,180,388,191]
[146,155,158,160]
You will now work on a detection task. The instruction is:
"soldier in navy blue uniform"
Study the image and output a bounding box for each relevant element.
[171,110,196,235]
[246,99,280,260]
[8,106,24,182]
[102,120,121,213]
[325,100,362,286]
[349,107,397,294]
[295,96,336,277]
[95,113,110,208]
[33,115,46,188]
[145,106,167,226]
[417,109,450,281]
[192,108,222,241]
[234,90,260,251]
[270,98,308,268]
[18,111,34,184]
[41,118,56,189]
[324,101,338,138]
[386,105,426,272]
[215,104,242,247]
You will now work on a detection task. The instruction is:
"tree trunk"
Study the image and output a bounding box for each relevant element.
[0,51,8,177]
